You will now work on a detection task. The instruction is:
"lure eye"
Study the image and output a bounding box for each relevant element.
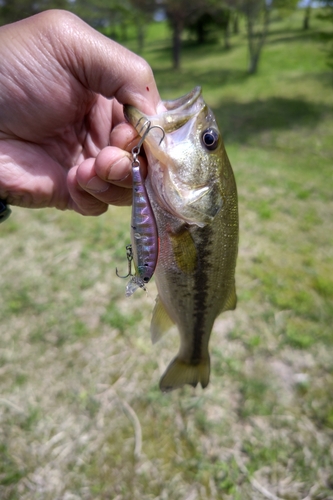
[202,128,219,151]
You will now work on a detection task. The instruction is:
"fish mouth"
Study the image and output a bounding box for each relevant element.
[125,87,223,225]
[124,86,209,178]
[162,86,202,114]
[124,86,204,135]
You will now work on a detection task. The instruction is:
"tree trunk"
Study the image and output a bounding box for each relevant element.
[303,1,313,30]
[223,10,231,50]
[232,12,239,35]
[172,19,183,70]
[223,28,231,50]
[248,50,261,74]
[246,4,270,75]
[195,17,206,44]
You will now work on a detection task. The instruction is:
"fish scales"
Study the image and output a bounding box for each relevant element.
[148,183,238,379]
[124,87,238,391]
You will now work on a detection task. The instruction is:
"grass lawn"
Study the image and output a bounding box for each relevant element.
[0,10,333,500]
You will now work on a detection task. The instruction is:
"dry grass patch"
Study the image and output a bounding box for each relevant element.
[1,12,333,500]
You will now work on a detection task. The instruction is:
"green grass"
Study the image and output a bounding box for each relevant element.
[1,10,333,500]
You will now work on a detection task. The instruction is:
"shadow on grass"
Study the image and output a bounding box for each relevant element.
[153,66,249,94]
[153,65,333,144]
[214,97,333,143]
[266,27,333,45]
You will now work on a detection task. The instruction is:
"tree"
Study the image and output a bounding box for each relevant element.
[0,0,37,25]
[302,0,313,29]
[128,0,156,52]
[231,0,272,74]
[318,0,333,68]
[0,0,72,25]
[216,5,233,50]
[72,0,155,51]
[185,5,232,49]
[227,0,297,74]
[71,0,129,34]
[186,12,218,45]
[161,0,207,69]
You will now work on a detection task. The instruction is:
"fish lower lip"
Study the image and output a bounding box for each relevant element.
[163,86,202,112]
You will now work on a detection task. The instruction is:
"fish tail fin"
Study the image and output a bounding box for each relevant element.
[159,356,210,392]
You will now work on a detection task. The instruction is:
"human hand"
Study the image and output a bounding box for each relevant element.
[0,10,161,215]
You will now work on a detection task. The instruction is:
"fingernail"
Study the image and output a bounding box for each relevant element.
[86,176,110,193]
[107,156,131,182]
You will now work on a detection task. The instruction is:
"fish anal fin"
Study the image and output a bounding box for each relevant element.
[169,229,197,274]
[159,356,210,392]
[150,295,174,344]
[221,283,237,313]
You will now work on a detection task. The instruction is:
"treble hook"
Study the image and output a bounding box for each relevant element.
[116,244,134,279]
[150,124,166,146]
[132,118,166,159]
[132,119,152,159]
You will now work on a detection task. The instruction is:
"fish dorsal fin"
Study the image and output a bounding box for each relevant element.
[150,295,174,344]
[221,283,237,313]
[169,229,197,274]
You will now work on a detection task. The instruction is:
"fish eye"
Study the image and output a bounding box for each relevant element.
[202,128,219,151]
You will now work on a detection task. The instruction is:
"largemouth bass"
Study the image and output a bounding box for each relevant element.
[124,87,238,392]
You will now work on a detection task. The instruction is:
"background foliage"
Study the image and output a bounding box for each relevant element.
[1,4,333,500]
[1,0,333,70]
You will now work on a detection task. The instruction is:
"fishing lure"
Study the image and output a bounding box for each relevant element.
[116,120,164,296]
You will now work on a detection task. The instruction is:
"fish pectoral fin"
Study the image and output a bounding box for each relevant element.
[221,284,237,312]
[159,356,210,392]
[185,185,210,205]
[150,295,174,344]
